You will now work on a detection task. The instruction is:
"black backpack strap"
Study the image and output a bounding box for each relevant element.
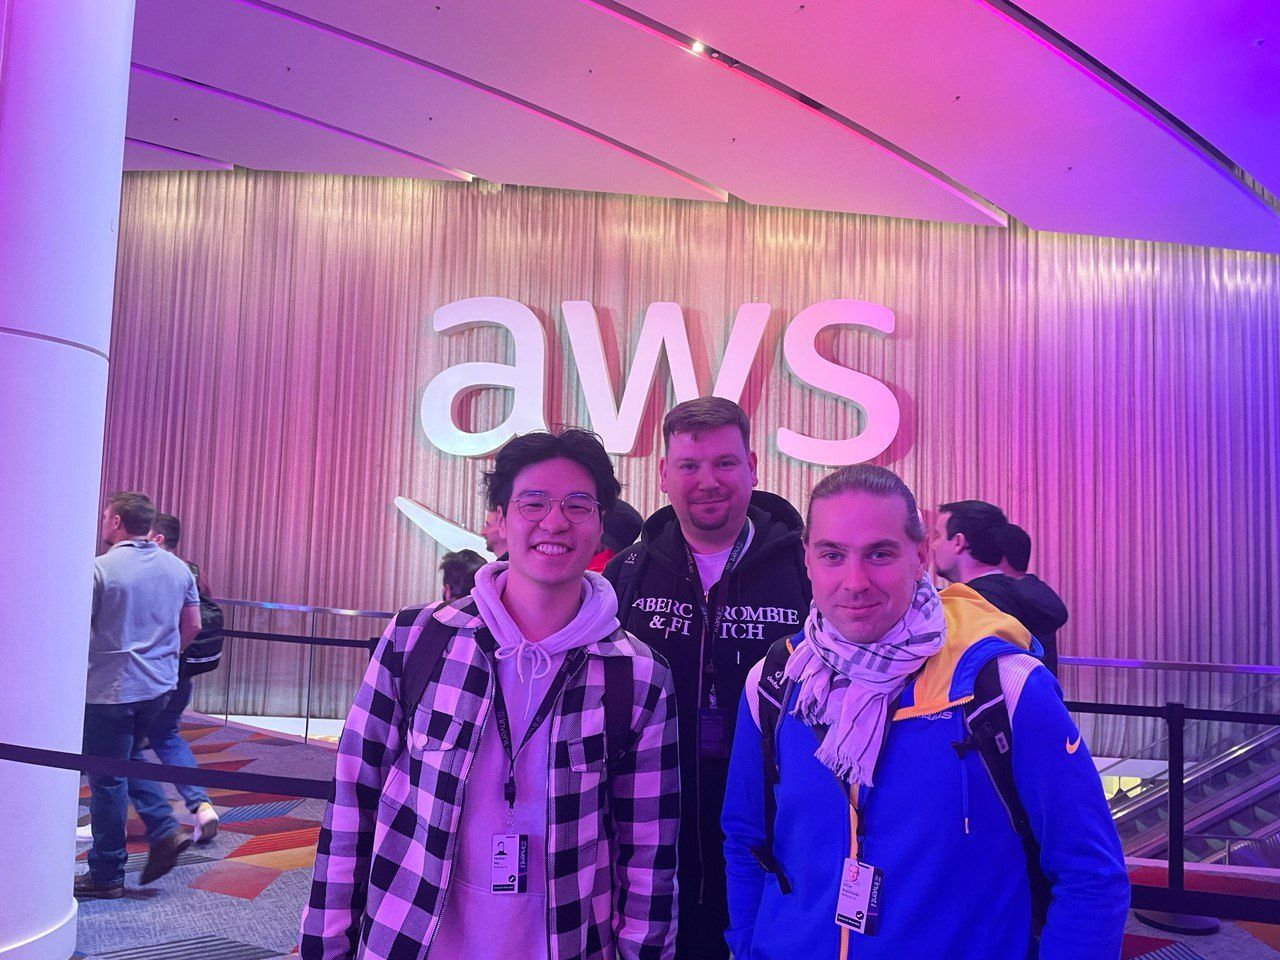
[612,547,649,623]
[397,606,459,728]
[751,637,795,895]
[603,654,634,771]
[957,657,1051,937]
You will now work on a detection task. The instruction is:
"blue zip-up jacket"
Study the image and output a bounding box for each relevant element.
[722,585,1128,960]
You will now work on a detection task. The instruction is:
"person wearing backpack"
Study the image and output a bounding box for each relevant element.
[301,428,679,960]
[143,513,223,842]
[722,465,1127,960]
[604,397,810,960]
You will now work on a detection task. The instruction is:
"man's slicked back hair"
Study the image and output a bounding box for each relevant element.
[662,396,750,450]
[106,491,156,537]
[483,428,621,516]
[938,499,1008,565]
[806,464,927,543]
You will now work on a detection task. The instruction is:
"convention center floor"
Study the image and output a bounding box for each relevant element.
[74,715,1280,960]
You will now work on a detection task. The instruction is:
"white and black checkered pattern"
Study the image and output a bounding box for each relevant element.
[299,598,680,960]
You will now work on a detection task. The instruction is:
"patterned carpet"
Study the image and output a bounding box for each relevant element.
[72,715,1280,960]
[74,718,333,960]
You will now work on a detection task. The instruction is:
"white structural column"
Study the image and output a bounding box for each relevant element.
[0,1,135,956]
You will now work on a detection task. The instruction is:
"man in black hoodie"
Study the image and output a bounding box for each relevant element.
[932,501,1069,675]
[604,397,810,960]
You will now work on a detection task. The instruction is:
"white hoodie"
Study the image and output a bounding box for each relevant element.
[432,563,620,959]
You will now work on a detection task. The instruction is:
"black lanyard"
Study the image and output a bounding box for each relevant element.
[489,647,584,810]
[683,521,751,706]
[683,521,751,635]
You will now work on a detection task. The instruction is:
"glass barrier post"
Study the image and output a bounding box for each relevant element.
[304,612,315,744]
[1167,701,1185,893]
[222,608,235,726]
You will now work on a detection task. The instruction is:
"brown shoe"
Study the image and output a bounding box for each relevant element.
[74,872,125,900]
[139,830,192,884]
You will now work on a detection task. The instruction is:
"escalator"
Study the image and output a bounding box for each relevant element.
[1103,682,1280,867]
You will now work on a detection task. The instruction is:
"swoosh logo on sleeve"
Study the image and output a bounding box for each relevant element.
[1066,733,1083,755]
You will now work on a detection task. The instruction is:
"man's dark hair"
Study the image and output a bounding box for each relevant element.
[662,396,750,450]
[938,499,1007,565]
[483,428,621,516]
[151,512,181,549]
[996,523,1032,573]
[600,499,643,553]
[807,464,927,543]
[440,549,486,599]
[106,491,156,537]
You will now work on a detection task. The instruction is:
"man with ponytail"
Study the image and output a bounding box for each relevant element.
[721,465,1126,960]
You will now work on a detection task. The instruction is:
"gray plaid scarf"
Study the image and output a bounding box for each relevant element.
[785,575,945,787]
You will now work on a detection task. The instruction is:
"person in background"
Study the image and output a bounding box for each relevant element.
[587,498,643,572]
[77,493,202,899]
[932,502,1069,676]
[481,505,507,559]
[989,521,1069,675]
[141,512,221,842]
[440,548,486,602]
[302,428,679,959]
[604,397,810,960]
[723,466,1127,960]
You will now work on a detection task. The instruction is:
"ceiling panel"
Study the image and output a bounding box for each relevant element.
[1018,0,1280,200]
[124,138,232,171]
[126,65,470,181]
[256,0,1003,225]
[130,0,720,202]
[626,0,1280,252]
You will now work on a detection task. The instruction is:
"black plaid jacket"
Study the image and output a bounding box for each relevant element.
[299,599,680,960]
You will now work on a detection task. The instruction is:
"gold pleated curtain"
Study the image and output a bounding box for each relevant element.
[104,170,1280,757]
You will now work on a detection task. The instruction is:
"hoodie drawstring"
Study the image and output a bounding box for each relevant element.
[495,641,553,720]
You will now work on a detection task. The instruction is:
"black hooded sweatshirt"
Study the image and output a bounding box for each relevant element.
[968,572,1069,674]
[603,490,811,958]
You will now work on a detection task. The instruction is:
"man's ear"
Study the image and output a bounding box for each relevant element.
[658,457,668,494]
[747,450,759,487]
[953,533,967,555]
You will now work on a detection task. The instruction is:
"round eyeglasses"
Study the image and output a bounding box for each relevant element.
[512,493,601,524]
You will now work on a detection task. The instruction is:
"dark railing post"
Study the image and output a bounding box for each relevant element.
[1167,701,1186,891]
[1135,700,1218,936]
[304,612,316,744]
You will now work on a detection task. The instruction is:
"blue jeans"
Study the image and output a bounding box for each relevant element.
[134,678,209,811]
[83,695,180,884]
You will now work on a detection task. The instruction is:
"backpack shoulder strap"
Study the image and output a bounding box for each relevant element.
[398,605,459,726]
[751,636,797,895]
[959,656,1051,937]
[603,654,634,771]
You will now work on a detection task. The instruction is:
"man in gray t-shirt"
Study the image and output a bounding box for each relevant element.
[77,492,202,899]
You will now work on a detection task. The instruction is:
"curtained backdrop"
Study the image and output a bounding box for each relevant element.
[102,169,1280,756]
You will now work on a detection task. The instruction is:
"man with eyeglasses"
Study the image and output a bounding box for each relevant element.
[302,428,680,960]
[604,397,811,959]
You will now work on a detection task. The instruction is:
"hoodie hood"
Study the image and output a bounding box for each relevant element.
[638,489,804,575]
[895,583,1038,718]
[967,573,1068,642]
[470,561,620,684]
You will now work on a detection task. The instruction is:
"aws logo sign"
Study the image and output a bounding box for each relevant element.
[396,296,901,554]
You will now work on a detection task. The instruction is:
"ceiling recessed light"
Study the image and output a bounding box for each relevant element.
[691,40,706,54]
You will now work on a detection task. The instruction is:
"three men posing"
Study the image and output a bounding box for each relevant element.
[305,400,1126,959]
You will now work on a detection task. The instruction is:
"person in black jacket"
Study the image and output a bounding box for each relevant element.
[932,502,1069,675]
[604,397,811,960]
